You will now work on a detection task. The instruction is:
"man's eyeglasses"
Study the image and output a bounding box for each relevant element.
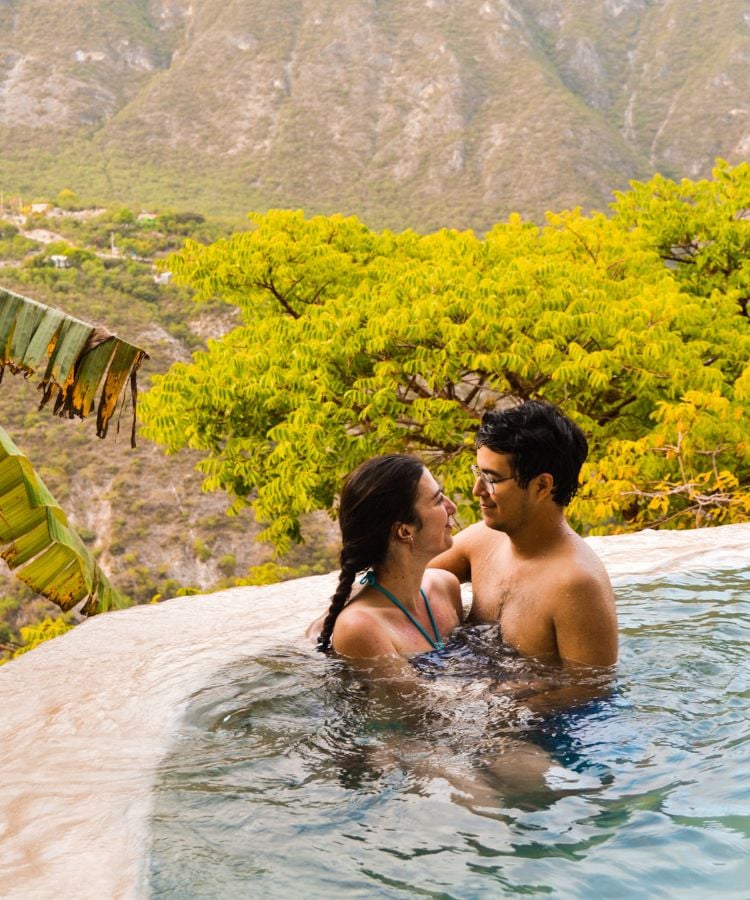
[471,464,515,494]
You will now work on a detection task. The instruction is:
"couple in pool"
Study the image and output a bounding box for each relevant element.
[311,400,618,681]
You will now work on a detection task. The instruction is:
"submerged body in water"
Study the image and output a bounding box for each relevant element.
[2,524,749,898]
[348,621,617,803]
[150,566,750,897]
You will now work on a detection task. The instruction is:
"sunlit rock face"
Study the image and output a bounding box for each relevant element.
[1,522,749,898]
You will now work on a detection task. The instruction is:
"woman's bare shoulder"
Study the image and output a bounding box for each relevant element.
[331,600,397,659]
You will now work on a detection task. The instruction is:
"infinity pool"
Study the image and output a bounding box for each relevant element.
[148,566,750,898]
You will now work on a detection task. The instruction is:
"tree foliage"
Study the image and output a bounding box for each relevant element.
[12,616,74,657]
[140,164,750,549]
[612,159,750,317]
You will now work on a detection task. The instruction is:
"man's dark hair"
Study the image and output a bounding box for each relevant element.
[475,400,588,506]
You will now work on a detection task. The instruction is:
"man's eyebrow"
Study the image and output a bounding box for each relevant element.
[431,486,444,500]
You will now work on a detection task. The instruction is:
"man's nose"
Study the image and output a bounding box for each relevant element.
[472,475,487,498]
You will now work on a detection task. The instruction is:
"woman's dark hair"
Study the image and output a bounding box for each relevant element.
[317,454,425,653]
[475,400,588,506]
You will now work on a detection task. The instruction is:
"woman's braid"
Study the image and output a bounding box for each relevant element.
[317,553,359,653]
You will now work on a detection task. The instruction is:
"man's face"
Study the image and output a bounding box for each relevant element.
[472,447,531,534]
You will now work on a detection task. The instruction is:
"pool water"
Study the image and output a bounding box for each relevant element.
[149,567,750,898]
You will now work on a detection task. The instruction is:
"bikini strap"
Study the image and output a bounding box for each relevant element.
[364,574,444,651]
[419,588,444,652]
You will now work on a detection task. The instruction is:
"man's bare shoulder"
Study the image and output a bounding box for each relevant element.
[572,536,614,592]
[429,521,505,581]
[459,520,499,544]
[554,562,614,608]
[542,534,614,602]
[530,534,617,663]
[450,521,507,559]
[550,560,618,666]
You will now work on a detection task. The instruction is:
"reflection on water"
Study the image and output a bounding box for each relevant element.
[149,567,750,898]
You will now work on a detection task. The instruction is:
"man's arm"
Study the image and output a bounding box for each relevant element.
[552,573,618,668]
[422,568,465,622]
[428,524,476,583]
[494,664,615,716]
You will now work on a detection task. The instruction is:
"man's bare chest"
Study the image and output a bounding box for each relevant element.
[468,568,556,656]
[470,575,534,624]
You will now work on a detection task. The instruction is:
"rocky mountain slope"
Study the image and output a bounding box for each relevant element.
[2,0,749,231]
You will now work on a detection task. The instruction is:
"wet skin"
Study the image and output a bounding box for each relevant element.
[429,447,618,669]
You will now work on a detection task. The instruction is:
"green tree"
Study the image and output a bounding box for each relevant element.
[612,158,750,317]
[12,616,74,656]
[140,173,750,549]
[56,188,80,211]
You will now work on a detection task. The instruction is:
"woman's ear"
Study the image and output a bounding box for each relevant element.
[393,523,414,543]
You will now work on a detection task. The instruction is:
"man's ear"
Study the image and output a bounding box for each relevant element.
[535,472,554,499]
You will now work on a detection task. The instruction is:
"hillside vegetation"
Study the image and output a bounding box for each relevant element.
[2,0,750,230]
[0,203,338,658]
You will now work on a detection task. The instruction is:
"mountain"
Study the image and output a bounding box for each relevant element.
[2,0,749,231]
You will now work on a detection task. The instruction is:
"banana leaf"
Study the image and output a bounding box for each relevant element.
[0,426,126,615]
[0,287,149,618]
[0,287,148,447]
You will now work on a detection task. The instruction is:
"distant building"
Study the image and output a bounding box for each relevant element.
[49,255,70,269]
[31,202,52,215]
[153,271,172,285]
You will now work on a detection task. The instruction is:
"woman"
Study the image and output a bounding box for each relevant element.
[316,454,463,662]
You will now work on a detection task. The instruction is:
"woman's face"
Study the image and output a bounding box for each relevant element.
[411,468,457,557]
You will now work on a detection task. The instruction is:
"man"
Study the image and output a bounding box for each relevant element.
[429,400,618,669]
